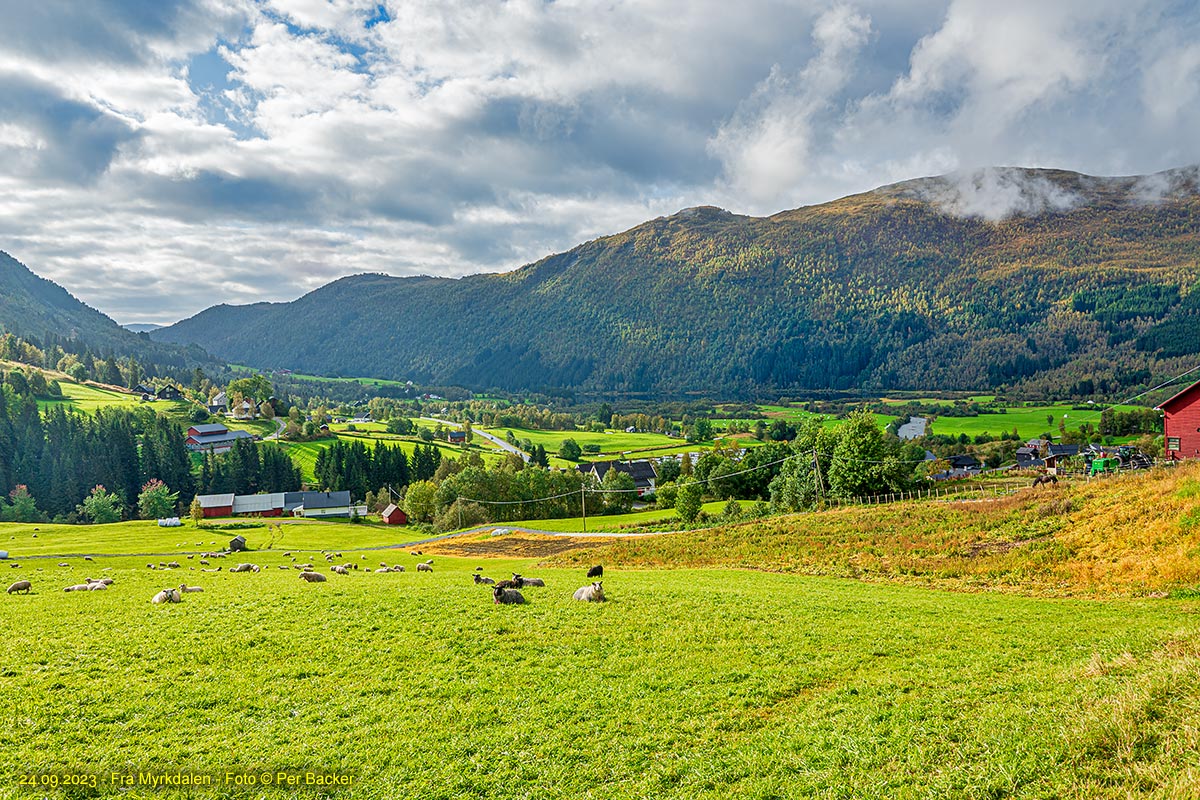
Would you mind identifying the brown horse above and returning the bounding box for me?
[1032,474,1058,488]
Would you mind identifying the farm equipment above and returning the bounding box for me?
[1114,445,1153,470]
[1089,457,1119,477]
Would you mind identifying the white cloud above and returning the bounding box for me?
[0,0,1196,324]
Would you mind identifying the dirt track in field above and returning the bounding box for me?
[418,533,615,559]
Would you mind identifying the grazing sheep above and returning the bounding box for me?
[279,565,291,570]
[9,562,19,568]
[147,564,157,569]
[512,573,544,588]
[199,559,209,565]
[587,565,604,578]
[63,584,91,592]
[331,565,349,575]
[151,588,182,604]
[179,584,204,593]
[573,581,606,602]
[416,562,433,572]
[493,586,526,604]
[167,561,181,569]
[6,580,31,594]
[475,566,483,571]
[473,574,495,585]
[84,556,94,562]
[87,582,108,591]
[299,571,327,583]
[391,565,406,572]
[186,555,194,559]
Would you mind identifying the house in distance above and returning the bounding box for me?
[185,423,253,454]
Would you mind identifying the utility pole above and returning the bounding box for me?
[812,448,825,507]
[581,484,587,533]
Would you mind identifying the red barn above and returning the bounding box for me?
[196,493,235,518]
[1157,380,1200,459]
[381,504,407,525]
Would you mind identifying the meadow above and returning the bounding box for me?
[2,518,1200,799]
[5,465,1200,798]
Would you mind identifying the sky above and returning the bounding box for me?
[0,0,1198,325]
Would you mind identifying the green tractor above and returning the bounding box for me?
[1089,456,1119,477]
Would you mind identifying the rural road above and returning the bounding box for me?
[268,416,286,440]
[421,416,530,462]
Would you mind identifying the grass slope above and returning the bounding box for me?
[552,463,1200,597]
[1,535,1199,798]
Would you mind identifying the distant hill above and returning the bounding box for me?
[0,251,215,371]
[150,165,1200,397]
[122,323,163,333]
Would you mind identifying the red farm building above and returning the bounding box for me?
[381,504,408,525]
[1157,380,1200,459]
[196,493,234,518]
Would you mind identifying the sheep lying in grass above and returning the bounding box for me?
[151,587,182,604]
[493,578,520,590]
[587,565,604,578]
[416,562,433,572]
[87,582,108,591]
[179,584,203,593]
[229,563,259,573]
[331,565,349,575]
[512,573,544,588]
[473,574,495,585]
[573,582,605,602]
[299,571,327,583]
[493,586,526,604]
[7,580,31,594]
[86,577,114,586]
[167,561,181,569]
[200,567,221,573]
[374,568,390,573]
[391,565,405,572]
[63,584,91,592]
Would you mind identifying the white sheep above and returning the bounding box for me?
[391,565,406,572]
[6,580,31,594]
[374,568,390,573]
[151,587,182,604]
[573,582,605,602]
[63,584,91,592]
[179,584,204,593]
[416,562,433,572]
[299,572,327,583]
[331,565,349,575]
[87,582,108,591]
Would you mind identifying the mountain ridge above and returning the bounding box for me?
[109,166,1200,395]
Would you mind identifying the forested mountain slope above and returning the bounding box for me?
[0,251,213,371]
[155,166,1200,397]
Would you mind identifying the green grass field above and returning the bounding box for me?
[35,381,194,417]
[1,515,1198,798]
[504,500,751,532]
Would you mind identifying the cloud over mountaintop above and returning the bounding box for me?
[0,0,1197,324]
